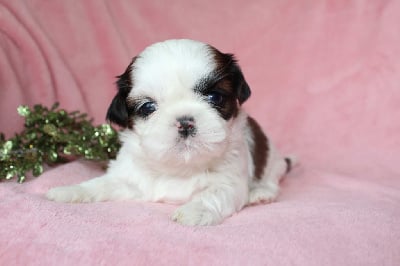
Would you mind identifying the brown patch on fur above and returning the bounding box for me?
[284,157,292,173]
[208,47,239,119]
[199,46,251,120]
[214,78,239,119]
[207,45,251,105]
[116,59,135,96]
[208,46,235,75]
[125,96,135,129]
[247,116,269,180]
[215,78,232,92]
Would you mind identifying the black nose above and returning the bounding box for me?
[176,116,196,138]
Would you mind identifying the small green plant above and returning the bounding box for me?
[0,103,120,183]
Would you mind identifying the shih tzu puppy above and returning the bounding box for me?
[47,39,295,226]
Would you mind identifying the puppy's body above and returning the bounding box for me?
[47,39,294,226]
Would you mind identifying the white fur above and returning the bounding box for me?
[47,39,293,226]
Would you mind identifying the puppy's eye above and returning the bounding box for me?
[206,92,225,106]
[138,101,157,117]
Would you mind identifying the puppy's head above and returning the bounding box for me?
[107,39,251,167]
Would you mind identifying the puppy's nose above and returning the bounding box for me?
[176,116,196,138]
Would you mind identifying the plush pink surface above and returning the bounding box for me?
[1,1,400,265]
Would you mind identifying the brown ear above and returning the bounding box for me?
[106,57,136,128]
[211,49,252,105]
[230,61,251,105]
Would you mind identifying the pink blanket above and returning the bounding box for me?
[1,1,399,265]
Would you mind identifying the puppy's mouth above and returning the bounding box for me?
[173,138,209,164]
[172,128,226,164]
[173,116,201,153]
[141,114,227,166]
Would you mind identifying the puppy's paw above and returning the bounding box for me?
[46,185,92,203]
[248,187,279,205]
[171,202,221,226]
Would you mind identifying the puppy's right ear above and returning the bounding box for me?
[106,57,136,128]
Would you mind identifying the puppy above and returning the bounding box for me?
[47,39,295,226]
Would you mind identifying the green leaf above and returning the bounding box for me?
[48,151,58,162]
[17,105,31,117]
[32,164,43,177]
[43,124,58,137]
[17,175,26,183]
[2,141,13,155]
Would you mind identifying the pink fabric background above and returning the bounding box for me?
[1,1,399,265]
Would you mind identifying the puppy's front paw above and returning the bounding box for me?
[171,202,221,226]
[248,187,279,205]
[46,185,91,203]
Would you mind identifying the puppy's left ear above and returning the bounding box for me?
[231,63,251,105]
[106,57,136,128]
[221,53,251,105]
[210,48,251,105]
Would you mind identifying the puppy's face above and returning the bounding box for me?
[107,39,251,167]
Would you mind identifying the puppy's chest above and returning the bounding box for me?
[139,173,208,204]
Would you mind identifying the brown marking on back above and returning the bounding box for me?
[284,157,292,173]
[247,116,269,180]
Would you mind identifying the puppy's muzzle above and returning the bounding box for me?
[176,116,196,138]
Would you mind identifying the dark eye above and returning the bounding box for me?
[137,101,157,117]
[206,92,225,106]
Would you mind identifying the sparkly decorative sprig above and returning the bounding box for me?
[0,103,120,183]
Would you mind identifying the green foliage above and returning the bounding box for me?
[0,103,120,183]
